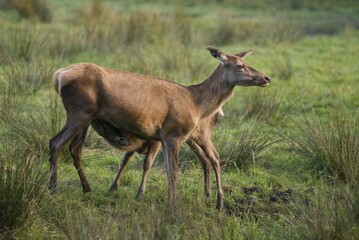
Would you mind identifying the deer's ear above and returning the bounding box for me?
[235,50,253,59]
[207,47,228,62]
[115,136,130,146]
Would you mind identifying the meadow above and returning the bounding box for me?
[0,0,358,239]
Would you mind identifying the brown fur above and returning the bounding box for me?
[49,47,270,209]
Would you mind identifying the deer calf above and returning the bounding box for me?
[89,109,223,199]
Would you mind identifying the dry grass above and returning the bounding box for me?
[12,0,52,22]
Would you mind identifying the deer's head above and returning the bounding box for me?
[99,123,131,146]
[207,47,271,87]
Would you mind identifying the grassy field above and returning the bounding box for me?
[0,0,358,239]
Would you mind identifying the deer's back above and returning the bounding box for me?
[56,63,200,140]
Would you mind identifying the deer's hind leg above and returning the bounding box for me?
[49,113,93,194]
[69,126,91,193]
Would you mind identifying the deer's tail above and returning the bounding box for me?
[52,68,64,94]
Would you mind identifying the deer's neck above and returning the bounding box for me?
[189,65,234,118]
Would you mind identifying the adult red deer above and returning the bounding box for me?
[90,108,223,199]
[49,47,270,209]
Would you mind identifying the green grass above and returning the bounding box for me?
[291,109,359,187]
[0,144,47,236]
[0,0,358,239]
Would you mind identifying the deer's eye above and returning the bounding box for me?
[237,64,245,69]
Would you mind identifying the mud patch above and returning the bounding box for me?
[269,188,292,204]
[224,185,293,219]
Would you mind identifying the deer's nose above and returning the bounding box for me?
[264,76,271,82]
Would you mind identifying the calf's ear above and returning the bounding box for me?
[115,136,130,146]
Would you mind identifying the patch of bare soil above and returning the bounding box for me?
[224,185,293,219]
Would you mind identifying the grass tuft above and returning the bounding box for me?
[0,25,49,62]
[3,58,55,94]
[0,144,47,235]
[292,109,359,186]
[0,94,65,153]
[287,185,359,240]
[214,117,279,170]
